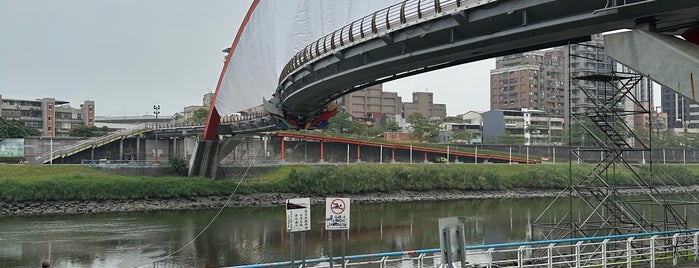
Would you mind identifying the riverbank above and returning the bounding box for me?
[4,186,699,216]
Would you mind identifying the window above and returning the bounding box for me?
[48,104,53,110]
[48,115,52,121]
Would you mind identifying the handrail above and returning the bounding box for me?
[33,125,149,164]
[276,0,495,86]
[227,229,699,268]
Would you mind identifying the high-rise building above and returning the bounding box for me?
[661,85,699,129]
[489,48,566,117]
[0,95,94,137]
[567,35,616,115]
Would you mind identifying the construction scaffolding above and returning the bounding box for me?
[533,40,690,240]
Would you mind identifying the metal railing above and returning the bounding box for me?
[277,0,500,85]
[33,125,149,164]
[229,229,699,268]
[80,159,159,168]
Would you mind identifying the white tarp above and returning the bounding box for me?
[214,0,400,116]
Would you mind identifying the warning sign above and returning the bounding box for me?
[325,198,350,230]
[286,198,311,232]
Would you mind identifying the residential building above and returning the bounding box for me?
[341,84,403,125]
[437,111,483,144]
[173,92,214,124]
[0,95,94,137]
[402,92,447,122]
[482,108,564,145]
[490,48,567,116]
[633,102,667,132]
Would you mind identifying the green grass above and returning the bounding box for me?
[2,164,699,202]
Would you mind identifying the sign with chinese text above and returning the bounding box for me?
[286,198,311,232]
[0,138,24,158]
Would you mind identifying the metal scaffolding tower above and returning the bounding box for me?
[533,41,688,240]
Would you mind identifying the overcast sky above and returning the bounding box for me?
[0,0,493,117]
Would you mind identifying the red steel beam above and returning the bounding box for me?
[275,132,539,164]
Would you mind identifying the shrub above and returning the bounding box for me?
[169,157,188,176]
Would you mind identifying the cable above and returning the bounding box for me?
[144,138,262,267]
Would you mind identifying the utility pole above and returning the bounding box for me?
[153,105,160,165]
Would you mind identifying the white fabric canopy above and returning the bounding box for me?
[213,0,399,116]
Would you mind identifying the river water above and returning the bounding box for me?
[0,196,697,267]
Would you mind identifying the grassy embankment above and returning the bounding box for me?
[1,164,699,202]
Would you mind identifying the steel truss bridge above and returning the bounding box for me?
[180,0,699,242]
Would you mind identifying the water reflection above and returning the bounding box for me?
[0,195,696,267]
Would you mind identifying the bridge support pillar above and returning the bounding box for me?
[136,136,141,161]
[280,138,285,162]
[319,141,324,163]
[189,139,219,178]
[188,137,240,178]
[604,30,699,101]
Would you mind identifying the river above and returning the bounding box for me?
[0,196,697,267]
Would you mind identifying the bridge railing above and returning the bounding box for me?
[278,0,498,85]
[227,229,699,268]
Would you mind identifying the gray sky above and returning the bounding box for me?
[0,0,492,117]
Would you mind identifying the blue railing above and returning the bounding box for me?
[228,229,699,268]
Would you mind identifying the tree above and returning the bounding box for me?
[407,113,438,142]
[326,111,362,134]
[69,126,96,137]
[68,125,112,137]
[0,117,40,138]
[385,118,400,132]
[452,131,474,144]
[190,108,209,124]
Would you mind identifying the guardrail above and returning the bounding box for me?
[277,0,499,85]
[227,229,699,268]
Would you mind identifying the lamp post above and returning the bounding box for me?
[153,105,160,165]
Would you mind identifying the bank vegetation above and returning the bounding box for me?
[1,164,699,202]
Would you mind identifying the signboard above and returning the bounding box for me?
[325,197,350,230]
[286,198,311,232]
[439,217,466,265]
[0,138,24,158]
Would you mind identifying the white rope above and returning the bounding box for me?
[145,139,262,267]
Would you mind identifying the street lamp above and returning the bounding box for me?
[154,105,160,165]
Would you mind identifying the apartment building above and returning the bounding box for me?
[633,102,668,132]
[341,84,402,123]
[0,95,94,137]
[490,48,567,117]
[402,92,447,122]
[482,108,564,145]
